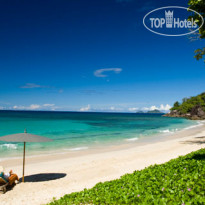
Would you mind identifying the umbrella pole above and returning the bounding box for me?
[22,142,26,182]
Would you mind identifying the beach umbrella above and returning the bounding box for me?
[0,129,53,182]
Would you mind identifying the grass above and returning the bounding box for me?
[49,148,205,204]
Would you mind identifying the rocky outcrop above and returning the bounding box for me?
[164,110,181,117]
[164,105,205,120]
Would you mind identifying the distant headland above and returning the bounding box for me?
[164,92,205,120]
[136,109,164,114]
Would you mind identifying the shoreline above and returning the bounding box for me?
[0,119,201,161]
[1,123,205,205]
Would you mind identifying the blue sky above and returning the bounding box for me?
[0,0,204,112]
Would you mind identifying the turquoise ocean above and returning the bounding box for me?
[0,111,200,159]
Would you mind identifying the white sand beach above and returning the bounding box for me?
[1,125,205,205]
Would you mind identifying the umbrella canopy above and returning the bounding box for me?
[0,129,53,182]
[0,131,53,143]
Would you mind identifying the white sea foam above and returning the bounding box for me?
[0,144,18,150]
[64,147,88,151]
[125,137,139,142]
[160,129,171,133]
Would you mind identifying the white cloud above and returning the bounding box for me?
[107,106,123,112]
[12,103,56,111]
[43,104,55,107]
[90,106,123,112]
[0,106,4,110]
[80,105,91,112]
[13,104,41,110]
[142,104,171,112]
[20,83,46,89]
[128,107,139,111]
[149,105,158,111]
[159,104,171,111]
[29,104,41,110]
[94,68,122,77]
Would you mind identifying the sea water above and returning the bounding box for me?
[0,110,199,159]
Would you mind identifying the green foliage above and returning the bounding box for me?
[170,92,205,114]
[48,149,205,205]
[188,0,205,39]
[194,48,205,61]
[173,101,180,109]
[188,0,205,62]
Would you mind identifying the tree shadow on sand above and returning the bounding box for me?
[181,136,205,145]
[19,173,67,183]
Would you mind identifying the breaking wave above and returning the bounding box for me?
[0,144,18,150]
[125,137,139,142]
[64,147,88,151]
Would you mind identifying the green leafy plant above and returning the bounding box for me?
[170,92,205,113]
[48,148,205,205]
[188,0,205,62]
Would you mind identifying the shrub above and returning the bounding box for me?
[49,149,205,205]
[170,92,205,113]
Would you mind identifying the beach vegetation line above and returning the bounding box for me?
[48,148,205,204]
